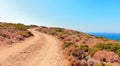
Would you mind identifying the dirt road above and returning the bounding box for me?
[0,29,69,66]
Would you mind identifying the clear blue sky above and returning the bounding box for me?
[0,0,120,33]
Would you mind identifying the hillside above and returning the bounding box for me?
[0,23,69,66]
[0,22,120,66]
[0,22,33,45]
[37,26,120,66]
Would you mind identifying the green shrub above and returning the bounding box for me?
[95,44,120,52]
[54,27,64,32]
[22,31,33,37]
[40,26,48,28]
[2,23,27,30]
[26,25,38,28]
[29,25,38,27]
[94,63,105,66]
[63,42,76,48]
[89,47,100,56]
[79,44,89,52]
[51,32,56,35]
[94,63,112,66]
[89,43,120,56]
[115,49,120,56]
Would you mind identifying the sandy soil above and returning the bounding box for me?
[0,29,69,66]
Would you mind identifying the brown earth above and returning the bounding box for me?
[0,29,69,66]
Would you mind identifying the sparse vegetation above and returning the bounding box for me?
[22,31,33,37]
[1,23,27,30]
[36,26,120,66]
[89,47,100,56]
[79,44,89,52]
[0,22,33,44]
[26,24,38,28]
[63,42,76,48]
[72,49,88,60]
[94,63,112,66]
[89,43,120,56]
[53,27,64,32]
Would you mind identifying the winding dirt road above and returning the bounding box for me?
[0,29,69,66]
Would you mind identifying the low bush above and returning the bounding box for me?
[72,49,88,60]
[63,42,76,49]
[93,63,112,66]
[22,31,33,37]
[89,47,101,56]
[2,23,27,30]
[54,27,65,32]
[26,25,38,28]
[89,43,120,56]
[115,49,120,56]
[79,44,89,52]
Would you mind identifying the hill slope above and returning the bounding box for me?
[0,22,33,45]
[0,22,120,66]
[0,29,69,66]
[37,26,120,66]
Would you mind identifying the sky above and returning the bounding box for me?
[0,0,120,33]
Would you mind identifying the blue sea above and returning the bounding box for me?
[87,33,120,41]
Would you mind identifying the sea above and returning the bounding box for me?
[87,33,120,41]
